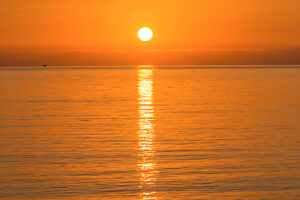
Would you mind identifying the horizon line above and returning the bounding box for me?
[1,64,300,69]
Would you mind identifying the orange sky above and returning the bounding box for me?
[0,0,300,65]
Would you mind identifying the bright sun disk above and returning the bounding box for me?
[138,28,153,42]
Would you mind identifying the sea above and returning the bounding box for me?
[0,66,300,200]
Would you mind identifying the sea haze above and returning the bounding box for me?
[0,66,300,199]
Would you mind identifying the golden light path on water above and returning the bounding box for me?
[137,67,157,200]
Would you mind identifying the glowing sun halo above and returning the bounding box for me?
[138,27,153,42]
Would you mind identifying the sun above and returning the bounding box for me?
[138,27,153,42]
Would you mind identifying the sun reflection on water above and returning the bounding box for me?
[138,68,157,200]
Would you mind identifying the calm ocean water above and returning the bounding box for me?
[0,66,300,200]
